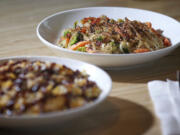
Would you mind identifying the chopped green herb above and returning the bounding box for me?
[74,21,78,28]
[69,33,79,46]
[77,47,86,52]
[118,19,124,23]
[63,30,71,37]
[110,41,115,46]
[69,32,83,46]
[97,36,103,41]
[110,41,117,52]
[95,30,101,34]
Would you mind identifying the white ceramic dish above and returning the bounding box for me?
[37,7,180,68]
[0,56,112,127]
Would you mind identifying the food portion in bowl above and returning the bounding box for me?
[58,15,171,54]
[0,60,101,116]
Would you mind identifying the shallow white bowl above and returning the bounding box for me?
[0,56,112,127]
[37,7,180,68]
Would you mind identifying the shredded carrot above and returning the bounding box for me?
[134,48,150,53]
[81,27,87,33]
[146,22,152,28]
[59,37,70,48]
[82,17,101,25]
[163,38,171,47]
[81,17,96,24]
[69,41,90,50]
[91,18,101,25]
[65,38,70,48]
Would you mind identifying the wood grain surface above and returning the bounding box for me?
[0,0,180,135]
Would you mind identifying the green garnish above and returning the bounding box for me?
[74,21,78,28]
[110,19,115,24]
[110,41,117,52]
[110,41,115,46]
[96,36,103,41]
[77,47,86,52]
[69,32,83,46]
[95,30,101,34]
[63,30,71,37]
[118,19,124,23]
[69,33,79,46]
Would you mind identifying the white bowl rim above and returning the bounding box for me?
[0,56,112,119]
[36,6,180,57]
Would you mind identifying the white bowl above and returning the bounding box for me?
[0,56,112,127]
[37,7,180,68]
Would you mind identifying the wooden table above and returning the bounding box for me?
[0,0,180,134]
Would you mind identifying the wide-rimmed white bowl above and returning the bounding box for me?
[0,56,112,127]
[37,7,180,68]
